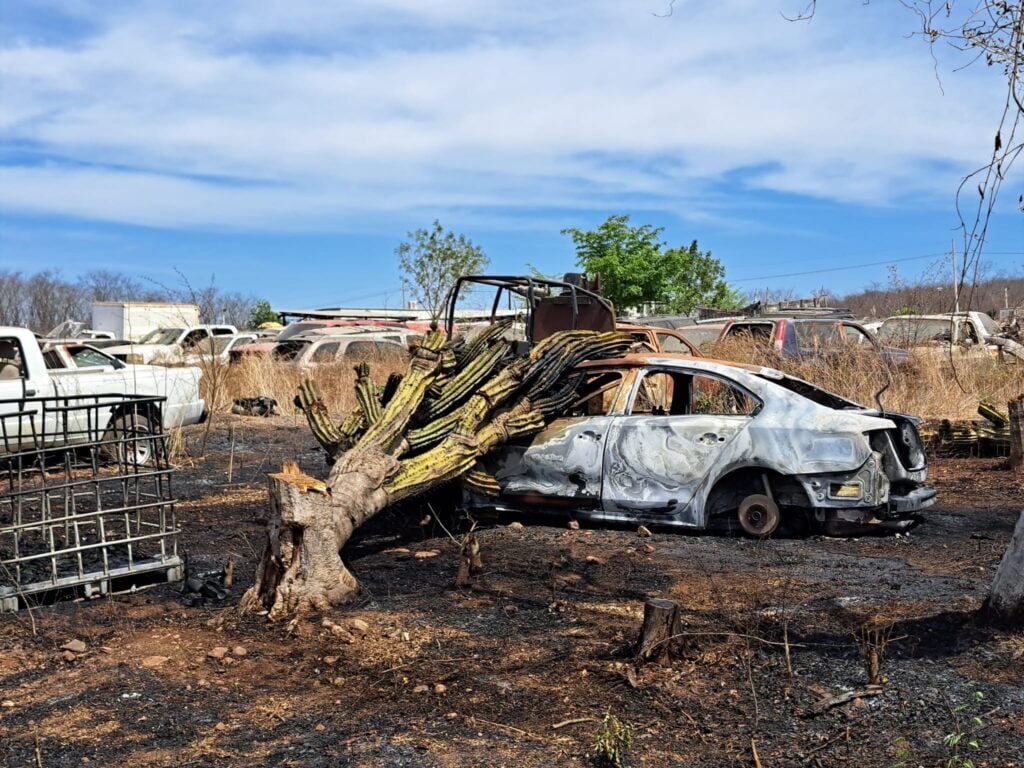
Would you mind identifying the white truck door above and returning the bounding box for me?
[0,334,49,451]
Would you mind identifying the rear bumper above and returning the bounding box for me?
[818,484,935,534]
[888,485,937,514]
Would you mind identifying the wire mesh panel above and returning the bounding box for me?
[0,393,182,611]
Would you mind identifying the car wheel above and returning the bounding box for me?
[102,413,156,467]
[737,494,779,537]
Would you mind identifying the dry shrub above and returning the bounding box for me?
[709,336,1023,420]
[214,353,410,417]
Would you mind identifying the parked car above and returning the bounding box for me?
[875,312,1006,359]
[677,321,731,353]
[183,332,259,365]
[466,354,934,536]
[271,330,412,369]
[233,319,414,361]
[1,326,207,461]
[617,323,700,355]
[718,317,908,367]
[105,325,238,365]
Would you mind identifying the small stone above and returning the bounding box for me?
[315,723,326,732]
[637,525,652,537]
[61,651,77,663]
[214,722,228,732]
[62,639,87,654]
[413,684,429,694]
[567,520,580,530]
[1,700,14,708]
[585,555,603,565]
[414,550,440,559]
[207,647,230,660]
[642,544,655,553]
[445,711,459,720]
[433,683,447,694]
[347,618,370,635]
[140,656,169,668]
[329,625,355,643]
[853,697,866,708]
[507,521,524,530]
[231,646,247,657]
[323,656,339,666]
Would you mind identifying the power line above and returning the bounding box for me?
[731,251,1024,284]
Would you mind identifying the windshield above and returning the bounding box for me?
[976,313,999,335]
[755,371,862,410]
[139,328,184,345]
[877,318,953,346]
[272,339,310,361]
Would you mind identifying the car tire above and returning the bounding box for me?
[737,494,780,537]
[102,413,156,467]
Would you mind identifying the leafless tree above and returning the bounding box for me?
[783,1,1023,315]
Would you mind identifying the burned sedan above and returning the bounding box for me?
[466,354,935,536]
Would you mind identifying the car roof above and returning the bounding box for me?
[576,353,770,375]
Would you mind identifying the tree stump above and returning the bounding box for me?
[636,598,682,664]
[1009,395,1024,471]
[981,510,1024,626]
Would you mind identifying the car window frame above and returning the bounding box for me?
[624,366,763,418]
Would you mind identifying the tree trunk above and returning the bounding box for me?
[636,598,682,664]
[981,510,1024,626]
[1009,395,1024,471]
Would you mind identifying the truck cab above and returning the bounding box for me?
[105,325,238,365]
[1,327,207,455]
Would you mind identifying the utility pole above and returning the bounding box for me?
[950,240,960,314]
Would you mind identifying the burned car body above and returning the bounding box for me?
[466,354,935,535]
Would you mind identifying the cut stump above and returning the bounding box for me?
[636,598,682,664]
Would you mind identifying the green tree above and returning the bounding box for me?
[561,215,741,314]
[248,299,279,328]
[396,220,489,318]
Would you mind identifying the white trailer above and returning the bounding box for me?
[91,302,200,342]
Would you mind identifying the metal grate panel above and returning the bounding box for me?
[0,394,182,611]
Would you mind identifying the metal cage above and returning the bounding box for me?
[0,393,182,612]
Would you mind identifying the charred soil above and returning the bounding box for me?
[1,416,1022,767]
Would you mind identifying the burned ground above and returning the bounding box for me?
[1,415,1023,767]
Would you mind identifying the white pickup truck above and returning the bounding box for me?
[104,324,238,365]
[0,326,207,459]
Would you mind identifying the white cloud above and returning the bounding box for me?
[0,0,1013,230]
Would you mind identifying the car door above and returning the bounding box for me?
[489,369,628,509]
[0,335,48,451]
[601,367,759,526]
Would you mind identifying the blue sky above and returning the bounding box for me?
[1,0,1021,310]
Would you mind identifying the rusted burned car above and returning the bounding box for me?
[466,354,935,536]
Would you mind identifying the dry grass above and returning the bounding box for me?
[709,336,1024,420]
[213,354,410,417]
[206,340,1020,426]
